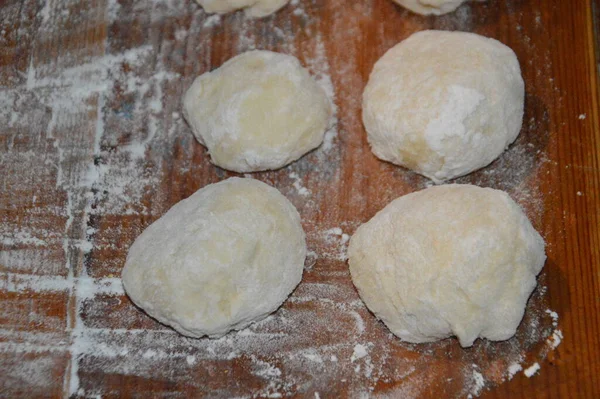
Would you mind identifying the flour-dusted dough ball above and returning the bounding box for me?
[393,0,475,15]
[122,177,306,338]
[197,0,289,18]
[348,185,546,347]
[183,51,333,172]
[362,30,524,183]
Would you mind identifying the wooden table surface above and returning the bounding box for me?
[1,0,599,398]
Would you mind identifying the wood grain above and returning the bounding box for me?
[1,0,599,398]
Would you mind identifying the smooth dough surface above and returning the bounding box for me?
[393,0,473,15]
[348,184,546,347]
[183,50,332,172]
[122,177,306,338]
[362,30,524,183]
[197,0,289,18]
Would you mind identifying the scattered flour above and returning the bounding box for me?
[0,273,115,295]
[350,344,368,362]
[320,227,350,261]
[547,329,563,350]
[468,368,485,398]
[0,230,50,247]
[289,172,311,197]
[523,362,541,378]
[302,350,324,364]
[251,356,282,378]
[545,309,559,327]
[507,362,523,380]
[349,310,366,335]
[202,14,221,28]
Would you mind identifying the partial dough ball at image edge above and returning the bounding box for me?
[121,177,306,338]
[362,30,524,183]
[392,0,477,16]
[183,50,333,173]
[348,184,546,347]
[197,0,290,18]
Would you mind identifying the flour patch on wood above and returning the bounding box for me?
[523,362,540,377]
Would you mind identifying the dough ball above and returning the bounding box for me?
[197,0,289,18]
[122,177,306,338]
[183,50,333,172]
[392,0,474,15]
[348,184,545,347]
[362,30,524,183]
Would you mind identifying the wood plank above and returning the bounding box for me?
[0,0,599,397]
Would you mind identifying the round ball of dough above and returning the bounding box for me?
[183,50,333,172]
[392,0,473,15]
[362,30,524,183]
[197,0,289,18]
[348,184,545,347]
[122,177,306,338]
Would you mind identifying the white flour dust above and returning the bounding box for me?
[523,362,540,377]
[507,362,523,379]
[319,227,350,261]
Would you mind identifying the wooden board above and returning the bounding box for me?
[1,0,599,397]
